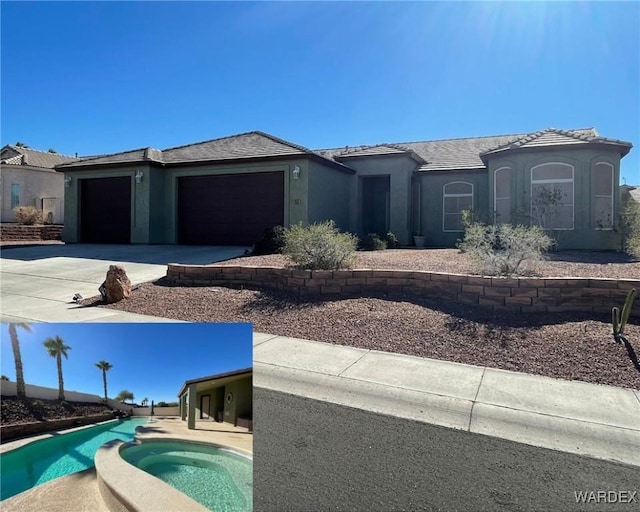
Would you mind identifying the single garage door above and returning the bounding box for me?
[80,177,131,244]
[178,172,284,245]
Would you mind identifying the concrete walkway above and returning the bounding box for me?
[254,332,640,468]
[0,244,246,323]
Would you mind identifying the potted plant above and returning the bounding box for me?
[413,233,426,248]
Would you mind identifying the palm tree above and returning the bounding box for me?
[95,360,113,401]
[43,336,71,401]
[141,397,149,407]
[8,323,31,399]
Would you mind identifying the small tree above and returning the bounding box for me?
[621,200,640,260]
[283,221,358,270]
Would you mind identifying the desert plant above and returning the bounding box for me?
[43,336,71,401]
[13,206,43,225]
[621,201,640,260]
[31,399,44,409]
[283,221,358,270]
[383,231,400,249]
[253,225,286,255]
[116,390,135,404]
[359,233,387,251]
[612,288,637,342]
[458,222,553,276]
[1,375,8,381]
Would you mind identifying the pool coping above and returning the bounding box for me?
[96,434,252,512]
[0,418,122,455]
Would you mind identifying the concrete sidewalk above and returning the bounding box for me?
[253,332,640,468]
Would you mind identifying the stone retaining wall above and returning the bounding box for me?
[166,265,640,315]
[0,413,116,443]
[0,224,63,241]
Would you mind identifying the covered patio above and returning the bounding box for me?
[177,368,252,431]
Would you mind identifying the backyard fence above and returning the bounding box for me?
[0,381,133,412]
[166,265,640,315]
[131,406,180,417]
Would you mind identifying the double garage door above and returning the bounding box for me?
[79,172,284,245]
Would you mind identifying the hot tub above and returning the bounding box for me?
[119,440,252,512]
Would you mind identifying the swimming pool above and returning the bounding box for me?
[120,440,252,512]
[0,417,148,501]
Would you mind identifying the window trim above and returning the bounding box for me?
[530,162,575,231]
[493,166,512,224]
[443,181,473,233]
[592,161,614,231]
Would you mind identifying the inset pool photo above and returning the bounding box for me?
[0,322,253,512]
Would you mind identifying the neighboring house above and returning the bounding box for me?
[177,368,252,431]
[621,184,640,208]
[56,128,633,250]
[0,145,76,224]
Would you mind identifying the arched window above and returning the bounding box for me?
[494,167,512,224]
[530,163,574,230]
[592,162,614,230]
[443,182,473,232]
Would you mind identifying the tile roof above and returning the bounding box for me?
[54,127,633,173]
[480,128,631,158]
[0,145,77,169]
[57,131,352,171]
[318,127,631,172]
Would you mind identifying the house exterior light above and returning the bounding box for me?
[292,166,300,179]
[64,176,72,188]
[134,170,144,183]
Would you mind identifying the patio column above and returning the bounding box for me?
[187,384,196,430]
[180,394,187,421]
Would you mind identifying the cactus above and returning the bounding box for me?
[612,288,637,341]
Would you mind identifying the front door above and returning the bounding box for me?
[361,176,390,235]
[200,395,210,419]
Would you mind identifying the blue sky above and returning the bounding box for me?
[1,323,252,404]
[1,1,638,184]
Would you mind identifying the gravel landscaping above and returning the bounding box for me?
[1,398,112,426]
[88,247,640,390]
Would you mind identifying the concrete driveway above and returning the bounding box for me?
[0,244,247,323]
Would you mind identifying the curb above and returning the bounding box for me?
[253,334,640,468]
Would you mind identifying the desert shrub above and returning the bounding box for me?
[253,225,286,255]
[383,231,400,249]
[13,206,43,225]
[283,221,358,270]
[359,233,387,251]
[458,222,553,276]
[621,201,640,260]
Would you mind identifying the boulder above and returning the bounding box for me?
[103,265,132,303]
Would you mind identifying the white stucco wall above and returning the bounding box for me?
[131,406,180,416]
[0,165,64,223]
[1,381,101,402]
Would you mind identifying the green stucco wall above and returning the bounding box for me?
[418,170,489,248]
[61,164,152,243]
[344,155,417,245]
[223,375,252,424]
[306,160,352,232]
[485,148,623,250]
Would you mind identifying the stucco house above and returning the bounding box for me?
[56,127,632,250]
[1,145,76,224]
[178,368,252,431]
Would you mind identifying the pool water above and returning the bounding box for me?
[121,441,252,512]
[0,418,148,501]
